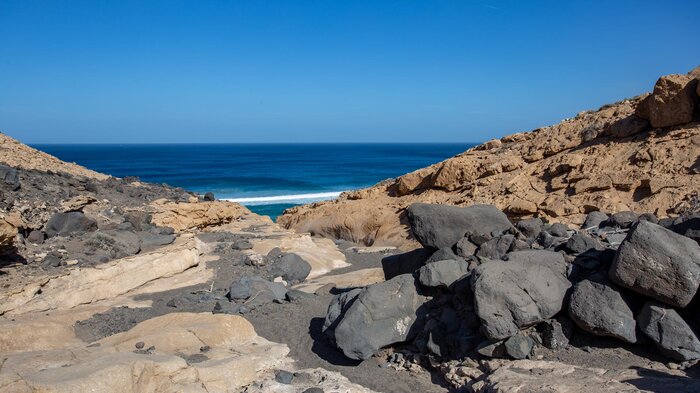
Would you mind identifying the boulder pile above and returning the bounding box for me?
[323,202,700,371]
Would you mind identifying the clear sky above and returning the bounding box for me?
[1,1,698,144]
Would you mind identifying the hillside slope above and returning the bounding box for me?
[279,67,700,249]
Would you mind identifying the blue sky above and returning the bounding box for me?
[1,1,698,144]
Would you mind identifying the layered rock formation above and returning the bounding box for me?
[280,67,700,249]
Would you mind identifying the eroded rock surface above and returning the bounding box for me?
[280,67,700,249]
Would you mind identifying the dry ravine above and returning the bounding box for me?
[1,66,699,393]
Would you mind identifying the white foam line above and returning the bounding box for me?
[224,191,343,205]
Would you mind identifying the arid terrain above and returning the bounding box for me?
[1,66,699,393]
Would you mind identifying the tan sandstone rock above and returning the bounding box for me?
[646,74,698,128]
[0,217,17,250]
[150,199,253,231]
[279,68,700,249]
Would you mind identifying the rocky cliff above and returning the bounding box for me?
[279,67,700,249]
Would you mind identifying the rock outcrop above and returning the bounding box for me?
[0,217,17,251]
[150,199,253,231]
[280,67,700,249]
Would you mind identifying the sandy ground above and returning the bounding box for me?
[70,236,449,392]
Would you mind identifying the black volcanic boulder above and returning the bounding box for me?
[637,301,700,361]
[568,277,637,343]
[418,259,470,289]
[269,253,312,284]
[609,220,700,307]
[472,250,571,341]
[322,288,362,345]
[406,203,514,249]
[44,211,98,238]
[330,274,428,360]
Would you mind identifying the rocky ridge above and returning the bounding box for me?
[279,67,700,249]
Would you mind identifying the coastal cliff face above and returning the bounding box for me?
[278,67,700,249]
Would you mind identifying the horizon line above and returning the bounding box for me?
[29,141,481,146]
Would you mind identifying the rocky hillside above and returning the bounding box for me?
[279,67,700,249]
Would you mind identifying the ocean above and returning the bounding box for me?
[35,143,472,219]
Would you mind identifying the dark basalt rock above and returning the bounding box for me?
[609,220,700,307]
[569,277,637,343]
[44,211,98,238]
[472,251,571,341]
[406,203,514,249]
[637,301,700,361]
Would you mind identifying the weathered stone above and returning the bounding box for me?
[418,259,470,288]
[569,278,637,343]
[609,220,700,307]
[269,253,312,284]
[406,203,514,249]
[581,211,609,230]
[476,234,515,260]
[538,318,572,349]
[548,223,569,237]
[516,218,544,239]
[454,237,478,257]
[638,301,700,361]
[0,218,17,250]
[608,211,638,229]
[565,232,605,254]
[322,288,362,345]
[647,74,698,128]
[504,335,534,359]
[607,115,650,138]
[472,251,571,341]
[44,211,98,237]
[331,274,428,360]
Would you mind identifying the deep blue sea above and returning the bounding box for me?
[35,144,472,219]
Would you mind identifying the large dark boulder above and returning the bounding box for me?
[472,250,571,341]
[44,212,98,237]
[637,301,700,361]
[322,288,363,345]
[330,274,428,360]
[568,277,637,343]
[609,220,700,307]
[269,253,312,284]
[418,259,470,289]
[406,203,514,249]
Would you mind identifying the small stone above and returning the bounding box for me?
[203,192,215,201]
[548,223,569,237]
[134,341,145,349]
[504,335,535,359]
[200,345,210,352]
[303,388,324,393]
[275,370,294,384]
